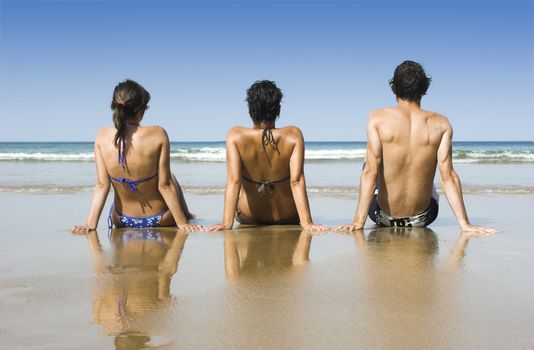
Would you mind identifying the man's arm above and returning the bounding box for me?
[336,113,382,231]
[437,120,496,235]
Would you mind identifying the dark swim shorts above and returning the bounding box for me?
[368,188,439,228]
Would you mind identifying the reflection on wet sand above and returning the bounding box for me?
[344,227,473,348]
[80,225,490,349]
[223,226,312,279]
[85,229,187,349]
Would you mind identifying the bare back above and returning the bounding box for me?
[96,125,168,218]
[229,126,302,222]
[373,106,447,216]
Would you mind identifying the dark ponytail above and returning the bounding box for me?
[110,79,151,146]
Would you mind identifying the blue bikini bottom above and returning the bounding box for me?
[108,205,169,229]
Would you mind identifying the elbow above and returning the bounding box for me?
[290,175,304,188]
[158,180,172,192]
[95,182,110,193]
[227,176,241,187]
[362,167,378,181]
[440,169,459,185]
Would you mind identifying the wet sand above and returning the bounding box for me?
[0,192,533,349]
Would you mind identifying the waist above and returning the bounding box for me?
[377,188,439,217]
[112,198,168,217]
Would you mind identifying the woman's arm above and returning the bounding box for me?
[206,129,242,231]
[289,128,328,232]
[72,135,110,233]
[157,128,201,232]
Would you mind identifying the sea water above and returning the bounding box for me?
[0,141,533,194]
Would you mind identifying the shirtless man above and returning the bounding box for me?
[337,61,496,234]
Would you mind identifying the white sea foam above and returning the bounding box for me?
[0,147,533,163]
[0,152,94,161]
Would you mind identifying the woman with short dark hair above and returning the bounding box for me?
[207,80,327,232]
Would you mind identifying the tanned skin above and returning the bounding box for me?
[336,99,497,236]
[206,120,327,233]
[72,110,201,234]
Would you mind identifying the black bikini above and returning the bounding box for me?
[235,128,298,225]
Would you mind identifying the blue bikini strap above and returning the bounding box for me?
[110,173,158,191]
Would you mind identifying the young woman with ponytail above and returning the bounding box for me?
[72,80,201,233]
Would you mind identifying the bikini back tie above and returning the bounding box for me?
[110,174,158,191]
[260,128,279,154]
[241,176,290,196]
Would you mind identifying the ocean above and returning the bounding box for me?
[1,141,533,195]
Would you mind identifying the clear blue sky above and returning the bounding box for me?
[0,1,532,141]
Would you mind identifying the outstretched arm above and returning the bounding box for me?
[206,130,242,231]
[157,129,201,232]
[289,129,328,232]
[72,137,110,233]
[336,114,382,231]
[437,121,496,235]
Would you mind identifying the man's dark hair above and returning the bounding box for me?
[389,61,431,102]
[246,80,283,124]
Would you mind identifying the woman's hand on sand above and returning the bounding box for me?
[333,223,364,232]
[460,224,498,237]
[176,223,203,232]
[204,223,231,231]
[71,224,96,235]
[301,223,329,234]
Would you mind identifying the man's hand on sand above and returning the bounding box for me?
[461,224,498,238]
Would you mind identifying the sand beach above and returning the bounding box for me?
[0,188,533,349]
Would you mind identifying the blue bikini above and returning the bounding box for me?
[108,129,169,229]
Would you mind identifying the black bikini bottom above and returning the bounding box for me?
[235,208,300,225]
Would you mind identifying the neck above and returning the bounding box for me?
[396,98,421,109]
[125,117,141,126]
[253,121,275,129]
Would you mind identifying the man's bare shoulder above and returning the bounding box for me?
[367,108,394,126]
[424,110,452,130]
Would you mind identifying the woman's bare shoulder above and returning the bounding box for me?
[95,127,115,142]
[226,125,248,141]
[141,125,169,139]
[278,125,303,142]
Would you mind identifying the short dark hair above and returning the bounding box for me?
[246,80,283,124]
[389,61,431,102]
[111,79,150,146]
